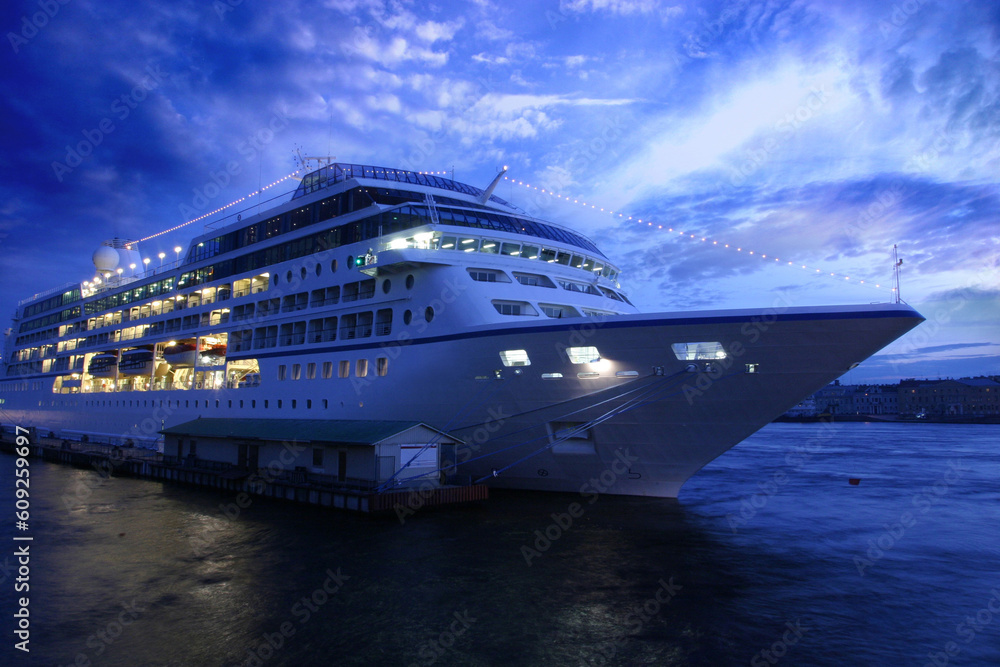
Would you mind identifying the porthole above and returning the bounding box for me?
[331,259,338,273]
[406,274,415,289]
[300,267,307,280]
[425,306,434,323]
[315,264,322,277]
[286,270,292,283]
[403,309,412,325]
[273,273,279,286]
[347,255,354,269]
[382,279,391,294]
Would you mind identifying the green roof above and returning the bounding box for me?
[160,418,457,445]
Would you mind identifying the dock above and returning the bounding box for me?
[0,433,488,515]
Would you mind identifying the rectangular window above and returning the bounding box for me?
[356,359,368,377]
[322,361,333,379]
[292,363,301,380]
[499,349,530,367]
[307,362,316,379]
[313,448,323,467]
[377,357,388,376]
[278,365,287,380]
[671,342,727,361]
[338,360,349,378]
[566,346,601,364]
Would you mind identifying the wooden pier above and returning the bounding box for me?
[0,434,488,515]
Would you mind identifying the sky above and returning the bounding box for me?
[1,0,998,383]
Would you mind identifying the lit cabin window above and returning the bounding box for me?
[566,346,601,364]
[671,342,727,360]
[499,349,530,367]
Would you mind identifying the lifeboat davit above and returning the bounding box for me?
[88,353,118,378]
[119,348,155,376]
[163,342,197,367]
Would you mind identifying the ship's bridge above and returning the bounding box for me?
[292,162,518,210]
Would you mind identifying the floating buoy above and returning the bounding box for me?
[848,478,861,486]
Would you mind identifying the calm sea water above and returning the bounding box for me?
[2,422,999,667]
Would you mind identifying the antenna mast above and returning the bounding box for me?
[892,244,903,304]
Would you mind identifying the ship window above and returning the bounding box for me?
[331,259,338,273]
[499,349,530,367]
[514,273,554,288]
[500,242,521,256]
[403,310,412,325]
[292,400,297,408]
[278,365,287,380]
[377,357,388,376]
[406,274,414,289]
[746,363,760,374]
[339,360,349,378]
[567,346,601,364]
[440,236,457,249]
[671,342,727,360]
[278,400,282,408]
[542,373,563,379]
[459,237,478,252]
[479,240,498,254]
[307,399,312,409]
[292,364,301,380]
[425,306,434,323]
[493,301,537,316]
[356,359,368,377]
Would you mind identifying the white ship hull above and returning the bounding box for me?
[1,303,921,497]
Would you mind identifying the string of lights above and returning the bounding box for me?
[126,168,453,252]
[503,175,894,294]
[126,170,304,249]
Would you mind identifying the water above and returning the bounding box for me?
[2,422,999,666]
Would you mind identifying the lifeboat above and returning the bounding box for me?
[119,348,155,376]
[88,353,118,378]
[163,342,197,367]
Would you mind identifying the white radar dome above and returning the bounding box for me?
[93,245,120,273]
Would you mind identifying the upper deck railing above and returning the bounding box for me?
[292,162,516,209]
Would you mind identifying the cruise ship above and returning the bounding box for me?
[0,163,923,497]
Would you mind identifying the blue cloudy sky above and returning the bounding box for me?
[1,0,997,382]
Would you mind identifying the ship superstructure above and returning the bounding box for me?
[0,163,923,497]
